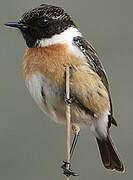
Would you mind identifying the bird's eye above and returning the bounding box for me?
[38,19,49,27]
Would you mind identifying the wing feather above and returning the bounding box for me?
[73,36,117,127]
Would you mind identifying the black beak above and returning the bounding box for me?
[5,22,28,29]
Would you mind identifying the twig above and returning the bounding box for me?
[65,66,71,180]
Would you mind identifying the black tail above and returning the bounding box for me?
[96,135,124,172]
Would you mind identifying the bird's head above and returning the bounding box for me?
[5,4,76,47]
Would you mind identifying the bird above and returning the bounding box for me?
[5,4,124,176]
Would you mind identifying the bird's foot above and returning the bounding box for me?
[65,97,73,105]
[64,94,75,105]
[61,161,79,177]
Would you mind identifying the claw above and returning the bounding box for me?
[65,97,73,105]
[61,161,79,177]
[64,93,75,105]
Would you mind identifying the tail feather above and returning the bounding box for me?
[96,135,124,172]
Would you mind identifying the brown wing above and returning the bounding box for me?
[73,36,117,127]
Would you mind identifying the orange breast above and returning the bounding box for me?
[23,43,85,85]
[22,42,110,119]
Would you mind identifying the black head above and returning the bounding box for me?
[5,4,76,47]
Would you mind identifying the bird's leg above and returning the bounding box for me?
[70,124,80,159]
[61,124,80,177]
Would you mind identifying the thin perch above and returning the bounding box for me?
[65,66,71,180]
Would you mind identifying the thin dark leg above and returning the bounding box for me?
[70,132,80,159]
[61,132,80,177]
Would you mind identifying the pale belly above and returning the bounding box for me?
[25,72,109,139]
[25,72,94,127]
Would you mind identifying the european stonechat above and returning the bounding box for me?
[5,4,124,175]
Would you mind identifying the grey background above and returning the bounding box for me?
[0,0,132,179]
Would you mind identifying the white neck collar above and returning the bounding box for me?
[37,27,82,47]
